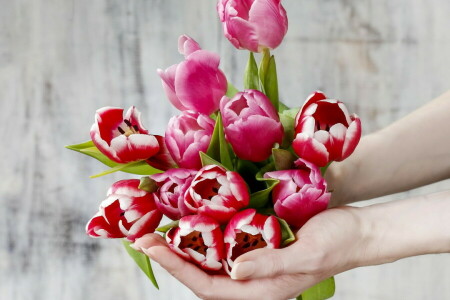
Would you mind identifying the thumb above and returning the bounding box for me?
[230,246,302,280]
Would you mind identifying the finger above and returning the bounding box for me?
[131,233,166,251]
[231,246,306,280]
[144,245,273,300]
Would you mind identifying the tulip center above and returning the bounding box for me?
[179,231,207,256]
[313,102,349,130]
[230,232,267,261]
[195,179,221,201]
[117,119,140,137]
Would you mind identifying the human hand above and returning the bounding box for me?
[133,206,369,300]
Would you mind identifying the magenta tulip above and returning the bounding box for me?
[86,179,162,242]
[220,89,284,162]
[293,91,362,167]
[166,215,225,271]
[151,168,197,220]
[217,0,288,52]
[185,165,250,224]
[158,35,228,115]
[90,106,160,164]
[264,159,330,228]
[165,111,215,169]
[223,209,281,273]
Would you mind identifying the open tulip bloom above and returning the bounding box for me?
[67,2,362,298]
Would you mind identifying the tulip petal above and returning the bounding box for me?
[341,115,362,160]
[292,132,329,167]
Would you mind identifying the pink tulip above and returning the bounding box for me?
[264,159,330,228]
[223,209,281,273]
[150,168,197,220]
[86,179,162,242]
[220,89,284,162]
[165,111,215,169]
[185,165,250,224]
[146,135,177,171]
[217,0,288,52]
[158,35,228,115]
[292,91,362,167]
[90,106,160,164]
[166,215,224,271]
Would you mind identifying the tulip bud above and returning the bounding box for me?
[292,91,362,167]
[166,215,224,271]
[223,209,281,273]
[220,90,284,162]
[90,106,160,164]
[86,179,163,242]
[185,165,250,224]
[158,35,228,115]
[165,111,215,169]
[264,159,330,228]
[150,168,197,220]
[217,0,288,52]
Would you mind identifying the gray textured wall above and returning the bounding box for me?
[1,0,449,299]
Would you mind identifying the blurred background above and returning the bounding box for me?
[1,0,449,299]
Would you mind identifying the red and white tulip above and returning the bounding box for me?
[264,158,330,228]
[292,91,362,167]
[166,215,224,271]
[223,209,281,273]
[90,106,160,164]
[185,165,250,224]
[86,179,162,242]
[220,90,284,162]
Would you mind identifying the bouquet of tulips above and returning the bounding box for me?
[67,1,361,299]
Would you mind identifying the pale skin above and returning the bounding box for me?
[133,91,450,300]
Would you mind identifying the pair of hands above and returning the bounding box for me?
[133,207,368,300]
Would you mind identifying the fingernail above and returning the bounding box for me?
[142,247,157,259]
[129,243,141,251]
[231,261,255,280]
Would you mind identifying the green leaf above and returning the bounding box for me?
[277,217,296,247]
[249,177,279,208]
[206,114,234,170]
[206,117,221,161]
[226,82,239,98]
[279,107,300,148]
[66,141,163,177]
[272,148,297,170]
[90,161,162,178]
[264,55,279,110]
[320,162,332,176]
[122,240,159,289]
[258,48,271,87]
[138,176,158,193]
[200,152,228,170]
[297,277,336,300]
[156,220,179,233]
[244,52,260,90]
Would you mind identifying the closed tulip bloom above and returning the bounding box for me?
[217,0,288,52]
[151,168,197,220]
[166,215,225,271]
[165,111,215,169]
[223,209,281,273]
[90,106,160,164]
[221,89,284,162]
[86,179,162,242]
[292,91,362,167]
[264,158,330,228]
[158,35,228,115]
[185,165,250,224]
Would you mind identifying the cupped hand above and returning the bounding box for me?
[133,206,370,300]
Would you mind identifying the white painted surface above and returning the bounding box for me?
[0,0,449,299]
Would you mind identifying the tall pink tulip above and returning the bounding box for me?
[221,89,284,162]
[293,91,362,167]
[90,106,160,164]
[166,215,225,271]
[158,35,228,115]
[165,111,215,169]
[86,179,162,242]
[223,209,281,273]
[151,168,197,220]
[217,0,288,52]
[264,159,330,228]
[185,165,250,224]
